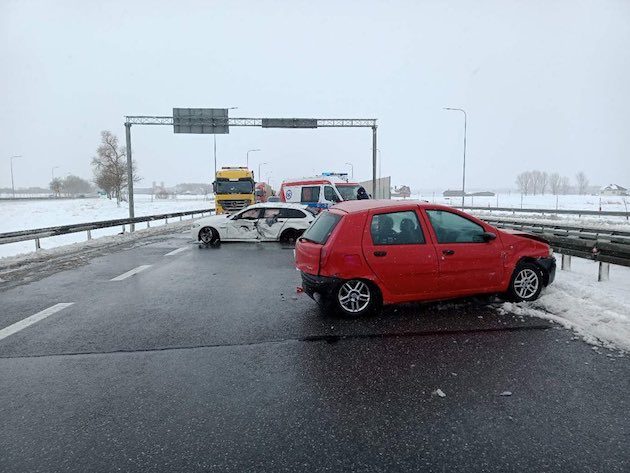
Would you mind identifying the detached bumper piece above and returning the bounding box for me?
[300,272,341,301]
[535,256,556,286]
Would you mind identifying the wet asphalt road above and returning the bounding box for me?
[0,230,628,472]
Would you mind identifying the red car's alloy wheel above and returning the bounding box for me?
[337,280,371,314]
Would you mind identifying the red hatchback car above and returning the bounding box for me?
[295,200,556,316]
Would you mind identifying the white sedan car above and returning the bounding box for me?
[192,202,316,246]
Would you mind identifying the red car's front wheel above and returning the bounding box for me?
[508,263,544,302]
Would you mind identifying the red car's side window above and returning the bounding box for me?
[370,211,425,245]
[426,210,486,243]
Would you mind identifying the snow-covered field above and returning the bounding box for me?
[416,192,629,212]
[0,194,213,258]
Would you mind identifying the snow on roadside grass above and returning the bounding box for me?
[0,194,213,258]
[0,220,193,273]
[500,256,630,352]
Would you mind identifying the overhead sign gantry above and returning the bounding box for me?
[123,108,378,226]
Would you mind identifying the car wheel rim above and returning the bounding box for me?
[513,268,539,299]
[338,280,370,313]
[199,228,212,244]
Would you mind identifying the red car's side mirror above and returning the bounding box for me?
[482,231,497,242]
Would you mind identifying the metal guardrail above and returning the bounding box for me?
[464,205,629,219]
[0,209,214,250]
[1,208,628,272]
[483,218,630,269]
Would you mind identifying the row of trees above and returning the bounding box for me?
[49,175,93,197]
[92,130,139,204]
[515,170,589,195]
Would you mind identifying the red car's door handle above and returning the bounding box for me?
[442,249,455,256]
[374,251,387,257]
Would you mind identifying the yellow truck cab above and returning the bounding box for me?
[213,167,256,214]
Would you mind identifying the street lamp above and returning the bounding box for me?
[51,166,59,180]
[345,162,354,180]
[258,162,269,182]
[444,107,467,208]
[246,149,261,168]
[9,155,21,198]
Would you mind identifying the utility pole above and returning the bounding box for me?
[9,155,21,199]
[125,123,135,229]
[377,149,382,198]
[444,107,467,208]
[372,126,377,199]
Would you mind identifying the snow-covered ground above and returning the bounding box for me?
[416,192,629,212]
[502,255,630,353]
[0,194,213,258]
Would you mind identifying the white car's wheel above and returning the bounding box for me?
[199,227,220,247]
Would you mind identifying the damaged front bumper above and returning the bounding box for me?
[535,256,556,286]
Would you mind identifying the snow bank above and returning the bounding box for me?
[500,256,630,352]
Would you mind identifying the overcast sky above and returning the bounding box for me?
[2,0,629,192]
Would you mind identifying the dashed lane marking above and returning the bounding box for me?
[110,265,152,281]
[0,303,75,341]
[164,247,190,256]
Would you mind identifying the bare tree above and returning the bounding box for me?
[575,171,589,195]
[516,172,531,195]
[49,177,63,197]
[549,172,561,195]
[531,170,544,195]
[62,175,93,196]
[559,176,571,195]
[91,131,139,205]
[540,171,549,194]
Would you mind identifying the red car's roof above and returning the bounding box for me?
[332,199,453,214]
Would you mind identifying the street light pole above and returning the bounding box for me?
[345,162,354,180]
[51,166,59,181]
[444,107,467,208]
[258,162,268,182]
[246,149,260,168]
[9,155,21,199]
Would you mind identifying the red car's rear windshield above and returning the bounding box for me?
[301,211,342,244]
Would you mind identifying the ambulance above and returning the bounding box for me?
[278,173,369,210]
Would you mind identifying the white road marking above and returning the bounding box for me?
[0,303,74,341]
[164,247,189,256]
[110,265,152,281]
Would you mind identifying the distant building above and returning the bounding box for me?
[443,189,495,197]
[391,185,411,198]
[443,189,465,197]
[600,184,628,196]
